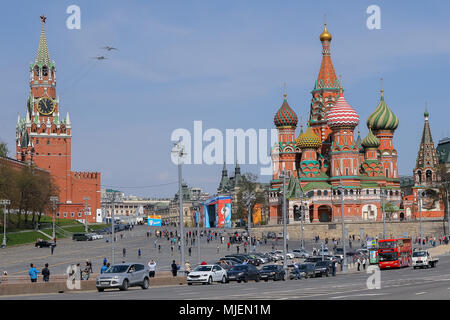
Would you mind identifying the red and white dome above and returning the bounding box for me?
[326,93,359,128]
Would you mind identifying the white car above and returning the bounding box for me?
[274,250,295,259]
[187,264,228,285]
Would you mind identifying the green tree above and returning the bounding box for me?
[0,141,8,157]
[235,173,266,224]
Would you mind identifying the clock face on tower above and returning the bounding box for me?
[37,97,55,115]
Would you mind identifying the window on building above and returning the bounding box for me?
[350,189,354,195]
[344,190,348,195]
[78,212,82,217]
[366,190,369,195]
[323,190,328,196]
[47,140,50,145]
[317,190,322,196]
[56,212,60,218]
[374,189,377,194]
[63,212,67,217]
[71,212,74,217]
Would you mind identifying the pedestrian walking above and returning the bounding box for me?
[101,262,108,274]
[171,245,174,254]
[357,257,361,271]
[138,248,142,258]
[362,257,366,270]
[28,263,40,283]
[217,245,220,254]
[171,260,178,277]
[123,248,126,258]
[148,259,156,278]
[227,242,230,251]
[50,244,55,255]
[158,244,161,253]
[185,261,191,275]
[331,259,336,276]
[237,245,240,254]
[42,263,50,282]
[188,247,192,256]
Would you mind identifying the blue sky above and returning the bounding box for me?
[1,1,450,198]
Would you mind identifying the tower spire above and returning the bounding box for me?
[36,15,51,66]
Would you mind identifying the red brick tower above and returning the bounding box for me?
[16,16,101,223]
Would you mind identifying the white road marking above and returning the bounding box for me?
[415,292,427,295]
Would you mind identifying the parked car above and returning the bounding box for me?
[220,257,243,265]
[333,247,344,259]
[305,256,325,263]
[314,261,331,277]
[292,249,310,258]
[274,250,294,259]
[227,264,261,283]
[253,253,269,264]
[267,252,282,261]
[298,263,316,279]
[266,232,277,239]
[260,264,285,281]
[96,263,149,292]
[72,233,91,241]
[318,248,330,256]
[35,240,56,248]
[187,264,228,285]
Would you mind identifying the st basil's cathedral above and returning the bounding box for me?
[268,24,403,224]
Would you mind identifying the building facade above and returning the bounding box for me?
[15,17,101,222]
[268,24,402,225]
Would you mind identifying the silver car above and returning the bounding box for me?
[96,263,149,292]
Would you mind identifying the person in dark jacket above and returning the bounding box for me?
[171,260,178,277]
[42,263,50,282]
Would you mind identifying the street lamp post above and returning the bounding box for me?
[106,190,121,265]
[418,189,423,250]
[83,197,90,234]
[1,199,10,248]
[444,182,450,237]
[194,202,201,266]
[50,196,59,242]
[243,191,255,245]
[380,188,386,239]
[172,140,186,274]
[339,179,347,272]
[300,190,305,250]
[279,170,289,277]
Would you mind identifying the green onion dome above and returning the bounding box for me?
[361,128,380,149]
[296,126,322,149]
[274,93,298,127]
[366,91,399,131]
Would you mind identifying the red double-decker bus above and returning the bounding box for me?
[378,238,412,269]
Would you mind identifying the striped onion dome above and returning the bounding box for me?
[326,91,359,128]
[274,93,298,127]
[361,128,380,148]
[296,126,321,149]
[366,91,398,131]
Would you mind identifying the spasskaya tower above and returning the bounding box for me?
[16,16,101,223]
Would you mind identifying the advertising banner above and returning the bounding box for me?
[252,204,262,225]
[147,215,162,227]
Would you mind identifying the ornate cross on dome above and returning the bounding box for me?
[40,15,46,23]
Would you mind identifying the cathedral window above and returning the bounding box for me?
[317,190,322,196]
[42,66,48,77]
[374,189,377,194]
[323,190,328,196]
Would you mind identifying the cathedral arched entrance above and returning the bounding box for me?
[318,205,332,222]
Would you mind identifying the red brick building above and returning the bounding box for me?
[15,16,101,223]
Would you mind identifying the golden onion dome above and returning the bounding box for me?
[320,24,332,42]
[296,126,322,150]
